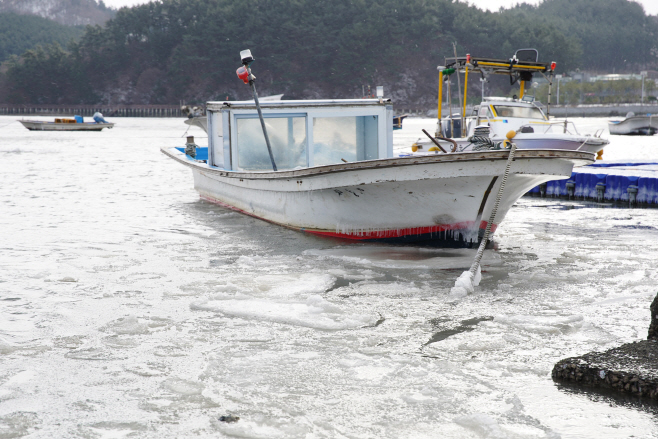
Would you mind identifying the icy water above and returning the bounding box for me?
[1,115,657,438]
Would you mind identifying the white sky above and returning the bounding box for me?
[101,0,658,15]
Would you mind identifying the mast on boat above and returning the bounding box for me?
[437,49,557,137]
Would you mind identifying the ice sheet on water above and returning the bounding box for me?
[218,273,336,298]
[81,421,148,438]
[0,412,40,438]
[191,294,377,330]
[455,413,507,439]
[304,247,494,270]
[495,314,584,335]
[211,414,311,438]
[101,315,150,335]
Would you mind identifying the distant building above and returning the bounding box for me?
[588,73,644,82]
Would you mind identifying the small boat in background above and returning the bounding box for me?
[393,114,409,130]
[608,112,657,135]
[19,115,114,131]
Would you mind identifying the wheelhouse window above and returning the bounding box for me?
[493,105,546,120]
[312,116,378,166]
[478,105,493,118]
[235,116,307,171]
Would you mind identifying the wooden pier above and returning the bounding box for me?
[0,104,184,118]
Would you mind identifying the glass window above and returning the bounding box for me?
[493,105,545,120]
[236,116,307,171]
[312,116,378,166]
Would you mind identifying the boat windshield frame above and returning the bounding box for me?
[206,99,394,171]
[491,104,547,120]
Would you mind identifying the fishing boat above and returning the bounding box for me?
[19,116,114,131]
[393,114,409,130]
[608,112,657,135]
[412,50,608,156]
[162,98,594,246]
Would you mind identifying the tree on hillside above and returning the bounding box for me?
[1,0,656,106]
[0,13,84,62]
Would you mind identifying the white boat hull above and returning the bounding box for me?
[162,147,593,245]
[608,116,658,135]
[19,120,114,131]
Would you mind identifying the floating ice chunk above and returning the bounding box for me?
[101,315,149,335]
[0,337,17,354]
[305,295,343,314]
[163,377,204,396]
[57,276,78,282]
[191,296,375,330]
[3,370,36,388]
[495,314,584,335]
[455,413,507,439]
[212,414,309,438]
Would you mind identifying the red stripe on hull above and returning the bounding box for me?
[199,195,497,240]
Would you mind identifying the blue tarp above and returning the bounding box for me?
[175,146,208,161]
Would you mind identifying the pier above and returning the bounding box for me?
[0,104,184,118]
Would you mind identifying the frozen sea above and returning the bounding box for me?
[1,114,657,438]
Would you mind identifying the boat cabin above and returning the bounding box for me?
[443,97,550,139]
[203,99,394,171]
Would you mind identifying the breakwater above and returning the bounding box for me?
[426,103,658,118]
[0,104,183,117]
[547,103,658,118]
[552,295,658,401]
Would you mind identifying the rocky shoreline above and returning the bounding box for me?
[552,294,658,401]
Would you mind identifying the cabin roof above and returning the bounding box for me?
[206,98,391,111]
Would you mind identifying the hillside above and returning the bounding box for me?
[0,0,114,26]
[0,0,656,106]
[0,13,84,62]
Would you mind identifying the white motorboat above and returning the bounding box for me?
[413,97,609,155]
[162,98,594,246]
[19,117,114,131]
[608,112,657,135]
[412,50,608,156]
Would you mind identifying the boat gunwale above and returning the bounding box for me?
[161,147,595,180]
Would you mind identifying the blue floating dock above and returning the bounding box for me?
[527,160,658,206]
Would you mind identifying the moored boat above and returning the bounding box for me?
[608,112,657,135]
[19,116,114,131]
[412,50,609,156]
[162,98,594,246]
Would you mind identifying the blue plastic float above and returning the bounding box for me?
[527,161,658,206]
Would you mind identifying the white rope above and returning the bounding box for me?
[469,142,517,275]
[451,143,518,297]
